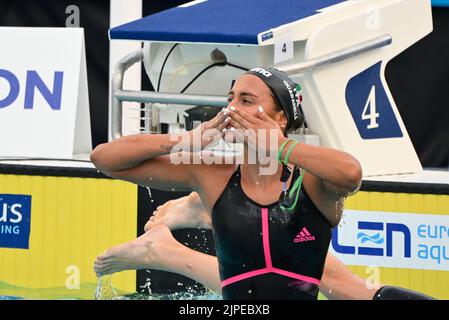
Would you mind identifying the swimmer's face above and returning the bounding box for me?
[226,74,287,130]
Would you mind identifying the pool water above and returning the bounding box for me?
[0,292,222,300]
[0,278,222,300]
[119,292,222,300]
[0,296,23,300]
[0,278,325,300]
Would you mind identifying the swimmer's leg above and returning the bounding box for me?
[144,192,212,231]
[320,252,380,300]
[94,224,221,293]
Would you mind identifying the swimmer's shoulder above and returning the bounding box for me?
[194,163,238,212]
[195,163,238,192]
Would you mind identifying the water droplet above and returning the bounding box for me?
[248,290,252,294]
[146,187,153,200]
[171,188,176,191]
[177,282,184,286]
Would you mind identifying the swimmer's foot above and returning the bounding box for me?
[144,192,211,232]
[94,225,180,276]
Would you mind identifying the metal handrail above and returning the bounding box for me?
[111,49,144,140]
[278,34,392,74]
[115,90,228,106]
[110,34,392,139]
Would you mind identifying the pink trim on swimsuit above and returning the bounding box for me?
[221,208,321,288]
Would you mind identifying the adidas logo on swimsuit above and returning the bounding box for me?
[294,227,316,243]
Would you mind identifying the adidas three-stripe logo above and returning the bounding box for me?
[293,227,316,243]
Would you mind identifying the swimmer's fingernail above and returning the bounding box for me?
[222,109,229,115]
[230,106,236,111]
[258,106,264,113]
[230,127,236,131]
[222,128,226,133]
[225,117,231,122]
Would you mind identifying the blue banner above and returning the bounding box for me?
[0,194,32,249]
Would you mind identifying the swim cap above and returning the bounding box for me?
[245,67,304,130]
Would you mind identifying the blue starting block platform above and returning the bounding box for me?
[110,0,347,44]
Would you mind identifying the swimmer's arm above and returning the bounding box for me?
[320,252,380,300]
[91,108,229,191]
[231,108,362,197]
[279,138,363,198]
[90,133,199,191]
[279,137,362,225]
[91,133,183,172]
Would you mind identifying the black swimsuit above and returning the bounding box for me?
[211,166,333,300]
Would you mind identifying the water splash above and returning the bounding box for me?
[140,278,153,295]
[95,275,118,300]
[113,291,223,300]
